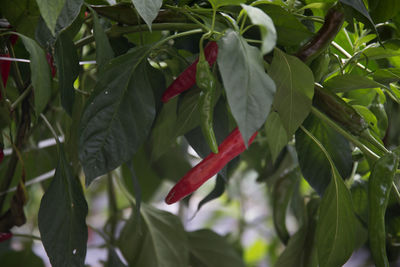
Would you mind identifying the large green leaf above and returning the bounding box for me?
[241,5,276,55]
[132,0,163,30]
[368,0,400,22]
[35,0,65,35]
[89,6,114,71]
[79,46,160,185]
[118,204,189,267]
[38,146,88,267]
[55,31,79,115]
[17,33,52,115]
[188,229,245,267]
[316,168,356,267]
[270,48,314,138]
[217,29,275,144]
[372,68,400,85]
[295,114,353,195]
[324,74,382,93]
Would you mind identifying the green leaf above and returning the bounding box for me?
[340,0,376,33]
[295,114,353,195]
[2,0,40,38]
[118,204,189,267]
[316,167,356,267]
[54,31,79,115]
[79,46,158,185]
[270,48,314,138]
[89,6,114,71]
[265,111,288,163]
[361,47,400,60]
[38,145,88,267]
[17,34,52,115]
[324,74,382,93]
[368,0,400,22]
[35,0,66,35]
[217,29,275,144]
[372,68,400,85]
[55,0,83,34]
[272,168,300,245]
[188,229,245,267]
[106,249,127,267]
[208,0,245,8]
[261,4,312,47]
[132,0,163,30]
[0,249,46,267]
[241,5,276,55]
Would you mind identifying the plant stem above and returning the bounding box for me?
[331,41,372,72]
[40,114,61,146]
[75,23,201,48]
[12,233,41,241]
[107,174,118,245]
[11,84,33,110]
[311,106,380,161]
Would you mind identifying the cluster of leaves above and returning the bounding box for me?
[1,0,400,266]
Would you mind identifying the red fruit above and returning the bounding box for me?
[46,53,57,78]
[0,53,11,90]
[0,232,12,242]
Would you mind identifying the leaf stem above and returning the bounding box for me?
[10,84,33,110]
[311,106,380,161]
[39,114,61,146]
[12,233,41,241]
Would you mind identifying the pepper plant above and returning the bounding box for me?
[1,0,400,266]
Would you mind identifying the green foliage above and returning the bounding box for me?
[1,0,400,266]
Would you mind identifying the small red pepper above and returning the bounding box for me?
[0,232,12,242]
[46,52,57,78]
[161,41,218,103]
[0,149,4,163]
[165,128,258,204]
[0,53,11,89]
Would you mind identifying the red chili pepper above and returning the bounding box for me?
[0,149,3,163]
[0,232,12,242]
[46,52,57,78]
[161,41,218,103]
[165,128,258,204]
[0,53,11,91]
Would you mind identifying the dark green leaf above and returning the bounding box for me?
[106,248,127,267]
[272,168,300,245]
[55,0,83,34]
[18,33,52,115]
[270,48,314,138]
[265,111,288,163]
[361,47,400,60]
[208,0,245,8]
[217,29,275,144]
[372,68,400,85]
[0,249,45,267]
[38,146,88,267]
[197,175,226,211]
[35,0,66,35]
[132,0,163,30]
[316,168,356,267]
[118,204,189,267]
[89,6,114,71]
[368,0,400,22]
[241,4,276,55]
[54,31,79,115]
[295,114,353,195]
[79,46,158,185]
[340,0,376,33]
[2,0,40,38]
[324,74,382,93]
[188,229,245,267]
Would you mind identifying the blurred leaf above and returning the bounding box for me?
[132,0,163,30]
[38,145,88,267]
[368,0,400,22]
[105,248,127,267]
[79,46,159,184]
[316,168,356,267]
[217,29,275,144]
[272,168,300,245]
[0,249,45,267]
[197,175,225,211]
[17,33,52,115]
[241,5,277,55]
[35,0,66,35]
[188,229,245,267]
[208,0,245,8]
[89,6,114,71]
[372,68,400,85]
[118,204,189,267]
[295,114,353,195]
[54,31,79,115]
[361,47,400,60]
[2,0,40,38]
[270,48,314,138]
[265,111,288,163]
[324,74,382,93]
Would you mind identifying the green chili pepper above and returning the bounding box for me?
[196,50,219,153]
[368,149,400,267]
[313,86,369,136]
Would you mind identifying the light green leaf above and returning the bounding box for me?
[79,46,161,185]
[55,31,79,115]
[17,34,52,115]
[118,204,189,267]
[38,145,88,267]
[241,5,276,55]
[265,111,288,162]
[188,229,245,267]
[132,0,163,30]
[35,0,66,35]
[270,48,314,138]
[217,29,275,144]
[324,74,383,93]
[208,0,245,8]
